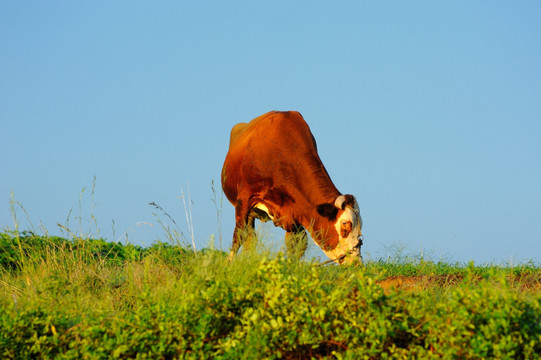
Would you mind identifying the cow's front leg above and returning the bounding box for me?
[285,225,308,260]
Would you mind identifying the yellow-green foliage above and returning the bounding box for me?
[0,233,540,359]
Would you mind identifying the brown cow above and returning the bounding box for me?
[221,111,363,264]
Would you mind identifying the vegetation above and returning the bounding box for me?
[0,231,540,359]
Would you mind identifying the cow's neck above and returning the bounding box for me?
[300,206,340,251]
[291,172,341,250]
[299,166,340,206]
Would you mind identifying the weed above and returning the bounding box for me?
[0,232,540,359]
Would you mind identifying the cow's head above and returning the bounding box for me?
[316,195,363,264]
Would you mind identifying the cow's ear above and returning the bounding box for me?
[316,203,338,220]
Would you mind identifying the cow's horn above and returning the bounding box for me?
[334,195,346,210]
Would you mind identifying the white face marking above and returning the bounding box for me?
[322,201,363,264]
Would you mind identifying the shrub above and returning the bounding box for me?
[0,232,540,359]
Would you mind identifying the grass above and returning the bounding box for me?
[0,231,540,359]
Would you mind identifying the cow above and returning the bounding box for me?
[221,110,363,264]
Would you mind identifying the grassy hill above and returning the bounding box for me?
[1,232,540,359]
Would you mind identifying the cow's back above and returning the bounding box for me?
[225,111,315,170]
[222,111,324,204]
[227,111,312,149]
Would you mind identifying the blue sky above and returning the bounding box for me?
[2,1,540,264]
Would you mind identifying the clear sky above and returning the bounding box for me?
[2,1,540,264]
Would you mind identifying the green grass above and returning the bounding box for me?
[1,232,540,359]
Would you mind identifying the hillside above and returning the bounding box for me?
[1,232,540,359]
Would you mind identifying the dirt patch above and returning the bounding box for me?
[377,274,541,293]
[377,275,463,292]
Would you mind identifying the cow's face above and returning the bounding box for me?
[316,195,363,264]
